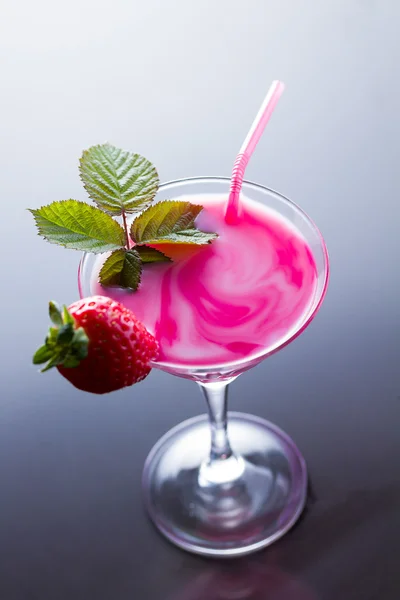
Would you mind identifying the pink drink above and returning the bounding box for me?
[92,194,317,367]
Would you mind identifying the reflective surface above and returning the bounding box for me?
[1,0,400,598]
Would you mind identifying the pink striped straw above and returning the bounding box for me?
[225,80,285,223]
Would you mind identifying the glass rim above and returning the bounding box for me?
[79,176,330,375]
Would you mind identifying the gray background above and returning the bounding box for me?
[1,1,399,598]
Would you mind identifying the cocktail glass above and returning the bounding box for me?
[78,177,329,557]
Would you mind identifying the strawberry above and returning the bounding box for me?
[33,296,158,394]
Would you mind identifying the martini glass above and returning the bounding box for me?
[78,177,329,557]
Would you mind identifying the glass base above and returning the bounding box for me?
[142,412,307,557]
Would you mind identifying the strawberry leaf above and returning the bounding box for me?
[57,323,75,344]
[49,301,63,326]
[33,304,89,373]
[99,248,142,291]
[62,305,75,326]
[29,200,125,253]
[79,143,159,216]
[33,345,53,365]
[130,201,218,245]
[136,245,171,263]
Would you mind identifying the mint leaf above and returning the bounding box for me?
[147,229,219,244]
[29,200,125,253]
[99,248,142,291]
[98,249,126,285]
[79,143,159,216]
[136,246,171,263]
[130,201,218,245]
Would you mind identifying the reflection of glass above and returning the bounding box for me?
[79,178,329,557]
[169,561,319,600]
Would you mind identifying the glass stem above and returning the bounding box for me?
[198,381,233,462]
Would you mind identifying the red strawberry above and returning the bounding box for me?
[33,296,158,394]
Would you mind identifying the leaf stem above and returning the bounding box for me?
[122,210,131,249]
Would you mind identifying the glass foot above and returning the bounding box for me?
[142,412,307,557]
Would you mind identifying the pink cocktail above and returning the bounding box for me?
[91,193,317,370]
[79,177,329,557]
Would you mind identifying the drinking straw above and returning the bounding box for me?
[225,80,285,223]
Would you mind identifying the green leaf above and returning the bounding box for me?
[62,354,82,369]
[99,248,142,291]
[45,327,59,349]
[98,249,126,285]
[61,327,89,368]
[33,345,53,365]
[33,299,90,373]
[146,228,219,245]
[71,328,89,360]
[79,143,159,216]
[29,200,125,253]
[136,245,172,263]
[41,355,64,372]
[49,301,63,325]
[57,323,74,344]
[130,201,218,245]
[62,305,75,326]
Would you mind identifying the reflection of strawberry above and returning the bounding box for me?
[33,296,158,394]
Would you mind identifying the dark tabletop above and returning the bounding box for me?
[1,1,400,598]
